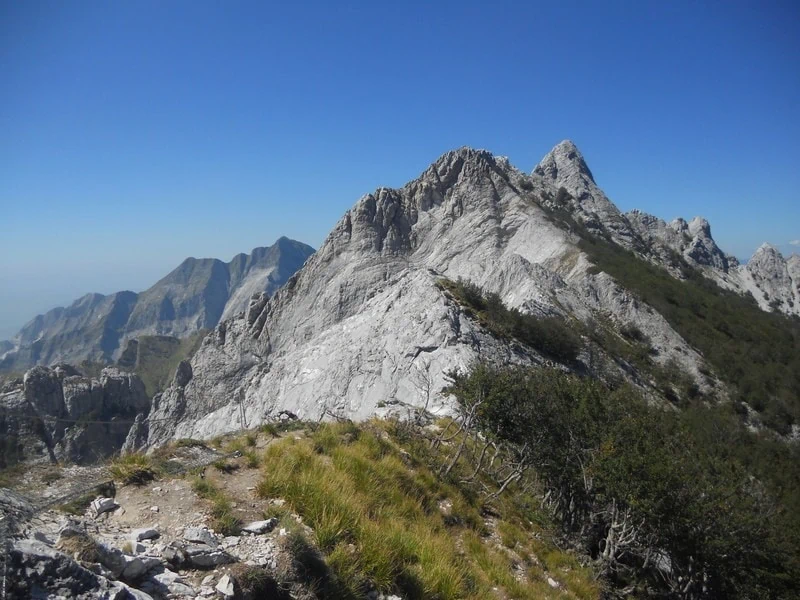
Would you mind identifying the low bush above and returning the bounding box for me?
[446,362,800,599]
[439,278,582,363]
[108,453,157,485]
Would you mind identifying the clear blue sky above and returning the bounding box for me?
[1,0,798,338]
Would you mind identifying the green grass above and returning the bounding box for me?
[56,481,116,515]
[212,458,239,474]
[57,491,98,516]
[255,422,597,600]
[108,453,158,485]
[0,463,25,487]
[244,449,261,468]
[190,476,242,535]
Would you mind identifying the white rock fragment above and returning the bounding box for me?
[216,574,235,597]
[91,497,118,516]
[241,518,278,535]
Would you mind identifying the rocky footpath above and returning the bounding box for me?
[0,365,149,466]
[5,498,283,599]
[1,433,401,600]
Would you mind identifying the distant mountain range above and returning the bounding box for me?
[0,237,314,371]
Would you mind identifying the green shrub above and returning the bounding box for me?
[440,278,582,363]
[447,362,800,599]
[212,459,239,474]
[109,453,157,485]
[173,438,207,448]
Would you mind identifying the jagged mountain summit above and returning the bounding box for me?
[534,142,800,313]
[141,141,800,446]
[0,237,315,372]
[141,142,798,446]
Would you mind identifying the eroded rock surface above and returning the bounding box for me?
[0,366,149,465]
[146,145,711,445]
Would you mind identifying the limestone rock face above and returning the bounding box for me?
[534,140,637,246]
[625,210,734,272]
[6,539,133,600]
[739,244,800,314]
[1,238,314,372]
[146,146,707,446]
[0,365,150,465]
[538,145,796,318]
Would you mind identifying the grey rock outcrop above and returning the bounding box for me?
[534,140,638,246]
[738,244,800,314]
[0,365,150,466]
[1,238,314,372]
[145,145,709,445]
[5,539,143,600]
[625,210,735,272]
[537,143,798,317]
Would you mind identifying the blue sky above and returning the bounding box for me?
[1,1,798,338]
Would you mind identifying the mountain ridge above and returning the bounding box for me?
[0,238,315,371]
[140,141,799,447]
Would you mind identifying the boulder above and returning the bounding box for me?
[6,539,124,599]
[162,540,234,569]
[241,518,278,534]
[141,568,196,597]
[183,525,218,547]
[91,496,119,516]
[132,526,160,541]
[216,574,235,597]
[121,555,147,581]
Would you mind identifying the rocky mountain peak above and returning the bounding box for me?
[752,242,781,257]
[533,139,596,188]
[534,140,637,246]
[742,243,799,313]
[747,243,786,277]
[1,238,314,372]
[687,216,712,238]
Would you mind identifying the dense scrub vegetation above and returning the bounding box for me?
[544,187,800,433]
[438,278,582,363]
[581,234,800,432]
[444,363,800,599]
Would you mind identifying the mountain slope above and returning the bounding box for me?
[145,146,718,445]
[535,141,800,317]
[0,238,314,371]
